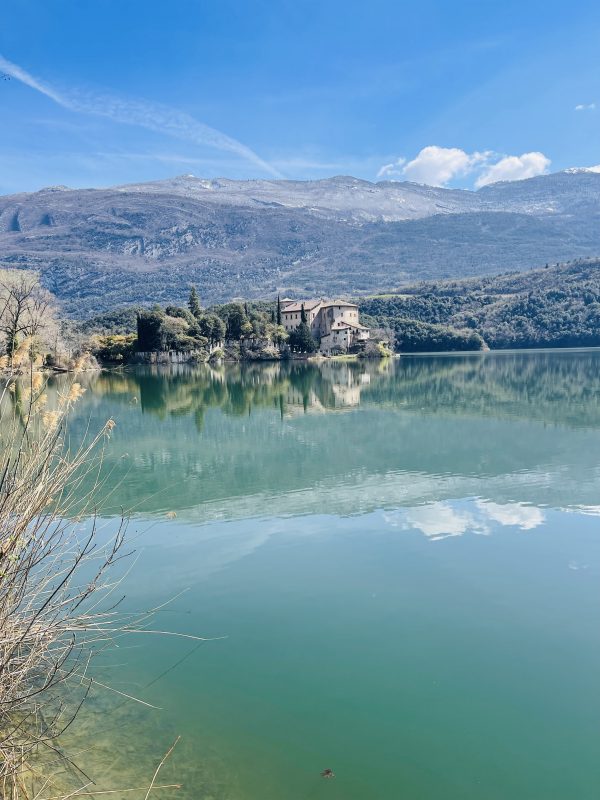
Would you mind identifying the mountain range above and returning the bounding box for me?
[1,170,599,316]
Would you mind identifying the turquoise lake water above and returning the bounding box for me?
[54,352,600,799]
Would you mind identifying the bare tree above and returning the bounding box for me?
[0,271,58,366]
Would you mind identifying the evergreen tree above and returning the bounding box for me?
[225,303,249,340]
[211,315,226,344]
[276,296,282,326]
[165,305,195,324]
[197,312,225,344]
[136,310,164,351]
[198,314,213,342]
[188,286,201,319]
[288,322,318,353]
[300,303,307,324]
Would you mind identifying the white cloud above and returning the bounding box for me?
[401,146,490,186]
[0,53,281,178]
[575,103,596,111]
[377,146,551,189]
[475,152,550,188]
[377,157,406,179]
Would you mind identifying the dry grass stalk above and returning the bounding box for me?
[0,364,135,799]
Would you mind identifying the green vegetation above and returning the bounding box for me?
[360,257,600,350]
[188,285,202,318]
[88,297,289,362]
[288,311,319,353]
[376,318,485,353]
[73,256,600,359]
[92,334,137,363]
[78,306,141,335]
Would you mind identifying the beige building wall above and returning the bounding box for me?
[280,299,368,352]
[315,303,359,336]
[281,301,323,333]
[320,327,352,353]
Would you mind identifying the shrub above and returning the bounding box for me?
[93,334,137,363]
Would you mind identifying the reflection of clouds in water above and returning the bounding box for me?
[129,498,550,596]
[568,561,590,571]
[384,499,545,540]
[572,505,600,517]
[404,503,483,540]
[122,518,280,597]
[156,467,557,527]
[476,500,544,530]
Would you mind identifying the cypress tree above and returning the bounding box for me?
[188,286,201,318]
[288,321,318,353]
[300,303,307,323]
[137,310,164,351]
[276,295,282,326]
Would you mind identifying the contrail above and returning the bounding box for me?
[0,53,282,178]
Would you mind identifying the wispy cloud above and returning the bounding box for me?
[377,157,406,179]
[0,53,281,178]
[575,102,596,111]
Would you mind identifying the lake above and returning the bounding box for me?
[52,351,600,799]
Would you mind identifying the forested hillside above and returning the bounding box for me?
[360,258,600,350]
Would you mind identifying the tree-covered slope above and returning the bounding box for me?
[360,258,600,349]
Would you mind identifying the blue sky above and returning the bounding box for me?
[1,0,599,193]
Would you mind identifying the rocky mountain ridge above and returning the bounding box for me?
[1,171,599,315]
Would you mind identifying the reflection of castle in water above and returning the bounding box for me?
[40,350,600,523]
[284,363,371,412]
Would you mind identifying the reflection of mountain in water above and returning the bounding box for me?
[57,350,600,520]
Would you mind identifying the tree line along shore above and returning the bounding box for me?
[83,257,600,362]
[2,256,600,376]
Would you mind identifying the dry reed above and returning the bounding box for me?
[0,358,145,799]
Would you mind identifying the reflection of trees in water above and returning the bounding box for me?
[67,361,376,431]
[44,350,600,431]
[34,351,600,518]
[363,351,600,428]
